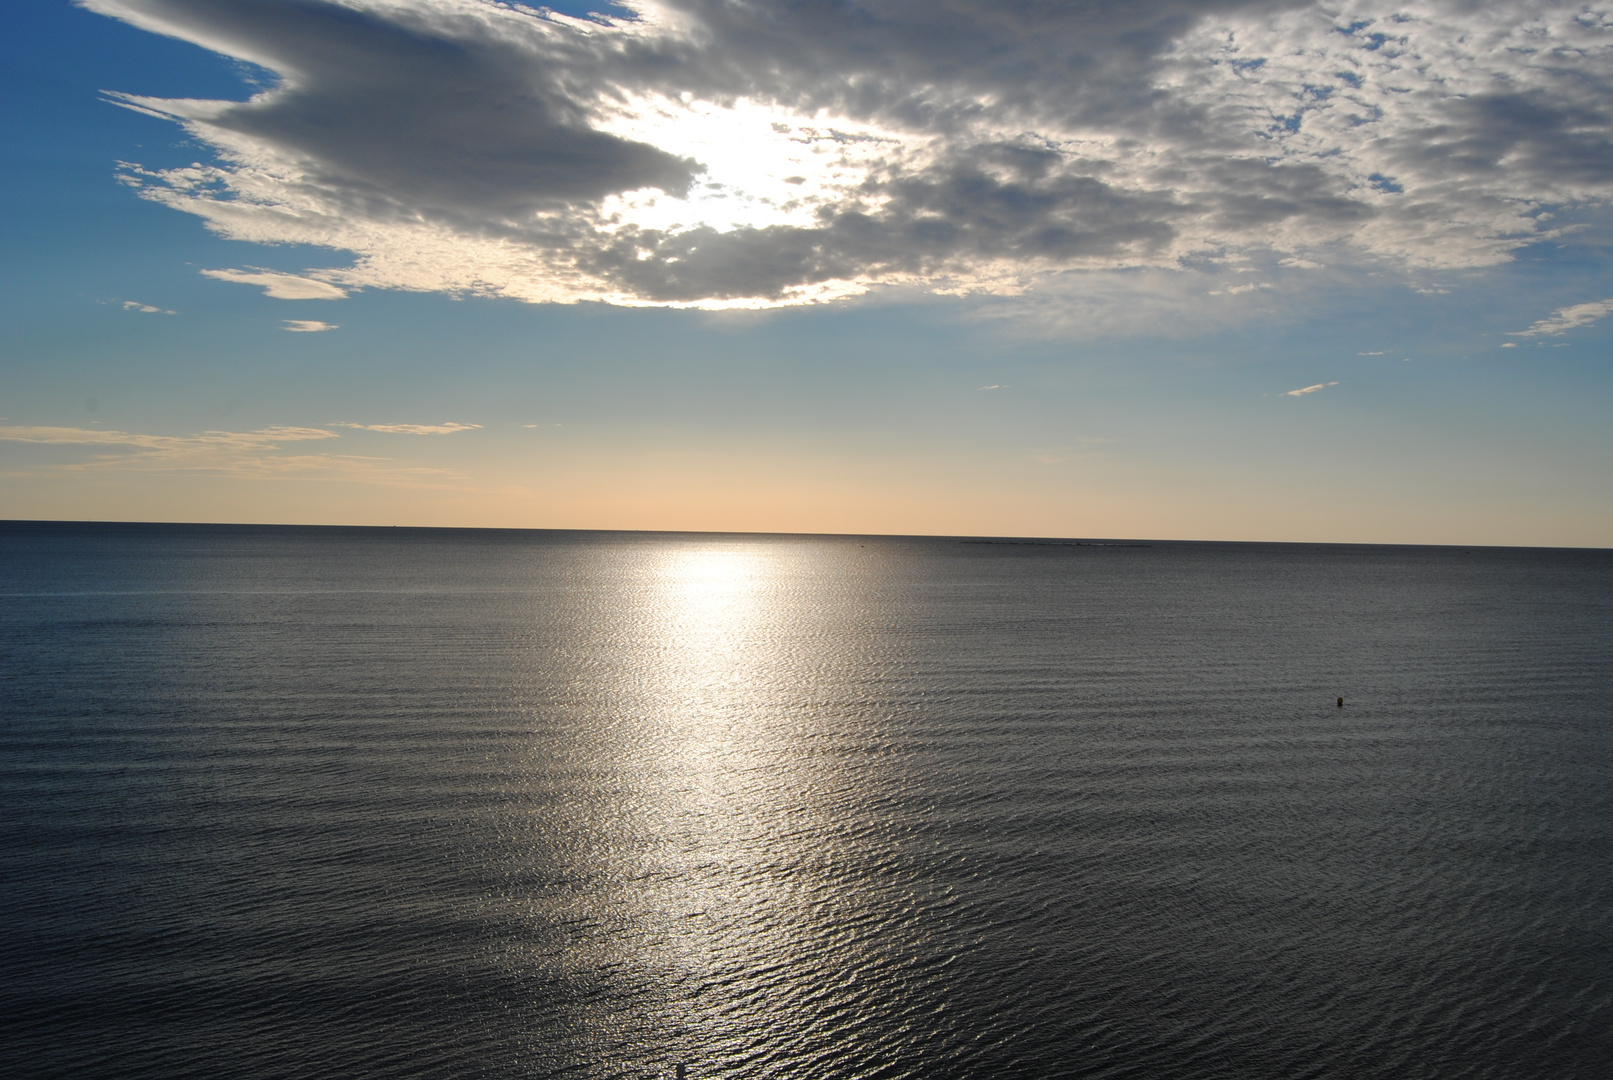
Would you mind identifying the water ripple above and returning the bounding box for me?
[2,526,1610,1078]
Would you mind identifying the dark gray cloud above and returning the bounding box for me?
[583,142,1190,302]
[102,0,698,225]
[1387,91,1613,190]
[84,0,1613,306]
[624,0,1304,126]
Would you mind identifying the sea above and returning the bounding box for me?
[2,522,1609,1079]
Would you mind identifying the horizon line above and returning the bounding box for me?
[1,519,1607,553]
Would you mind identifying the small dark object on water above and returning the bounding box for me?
[676,1066,687,1080]
[1337,697,1344,707]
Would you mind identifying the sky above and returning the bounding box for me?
[2,0,1612,545]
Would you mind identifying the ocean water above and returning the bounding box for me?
[2,523,1610,1079]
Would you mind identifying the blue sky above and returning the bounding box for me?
[3,0,1611,544]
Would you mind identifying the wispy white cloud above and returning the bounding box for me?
[200,267,348,300]
[336,422,482,435]
[977,384,1006,391]
[1512,298,1613,336]
[0,424,335,449]
[122,300,175,314]
[84,1,1613,309]
[0,423,459,484]
[283,319,338,332]
[1357,351,1385,356]
[0,424,334,473]
[1284,381,1339,397]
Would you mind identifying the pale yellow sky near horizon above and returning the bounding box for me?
[6,432,1608,547]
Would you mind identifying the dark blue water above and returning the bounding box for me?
[2,522,1610,1078]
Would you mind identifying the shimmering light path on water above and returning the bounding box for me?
[2,524,1610,1078]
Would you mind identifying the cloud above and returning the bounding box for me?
[0,424,335,472]
[0,423,458,483]
[122,300,175,314]
[1512,297,1613,336]
[977,384,1006,391]
[1357,351,1385,356]
[84,0,1613,308]
[283,318,338,332]
[0,424,336,449]
[200,267,348,299]
[336,422,481,434]
[1284,381,1339,396]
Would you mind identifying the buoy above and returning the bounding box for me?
[1337,697,1344,707]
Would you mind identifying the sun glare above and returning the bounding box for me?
[595,95,909,234]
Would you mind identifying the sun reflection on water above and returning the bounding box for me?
[495,537,943,1068]
[496,541,846,1060]
[613,541,903,1062]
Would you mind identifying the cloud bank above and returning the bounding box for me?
[86,0,1613,308]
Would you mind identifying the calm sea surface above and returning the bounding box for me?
[2,523,1610,1078]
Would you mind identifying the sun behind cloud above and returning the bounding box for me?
[84,0,1613,309]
